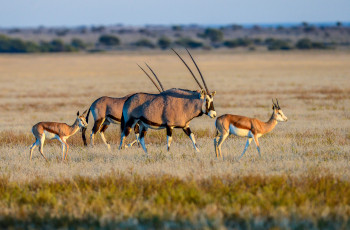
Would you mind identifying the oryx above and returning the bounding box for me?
[82,64,164,149]
[119,49,216,153]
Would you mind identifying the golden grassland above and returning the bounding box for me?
[0,50,350,229]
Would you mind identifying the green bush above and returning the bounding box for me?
[266,38,292,50]
[296,38,326,49]
[175,37,203,48]
[223,38,252,48]
[98,35,120,46]
[158,37,172,49]
[71,38,86,49]
[0,35,40,53]
[134,39,155,48]
[203,28,224,42]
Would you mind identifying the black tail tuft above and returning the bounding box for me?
[82,108,91,146]
[86,108,91,124]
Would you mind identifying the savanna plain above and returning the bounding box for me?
[0,50,349,229]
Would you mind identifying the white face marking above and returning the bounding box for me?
[78,117,88,127]
[203,95,216,118]
[276,109,288,122]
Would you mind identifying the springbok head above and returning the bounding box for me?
[77,110,88,128]
[272,99,288,122]
[172,48,217,118]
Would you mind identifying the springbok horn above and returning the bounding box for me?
[145,63,164,92]
[171,48,204,90]
[185,48,209,94]
[137,64,162,93]
[276,98,280,109]
[272,98,276,108]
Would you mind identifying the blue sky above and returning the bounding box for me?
[0,0,349,27]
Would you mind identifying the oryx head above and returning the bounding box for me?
[172,48,217,118]
[199,89,217,118]
[272,99,287,122]
[77,110,88,128]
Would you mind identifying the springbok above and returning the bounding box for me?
[82,64,164,149]
[119,49,216,153]
[30,110,88,161]
[214,99,288,159]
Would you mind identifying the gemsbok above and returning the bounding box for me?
[119,49,216,153]
[30,110,88,161]
[82,64,164,149]
[214,99,288,159]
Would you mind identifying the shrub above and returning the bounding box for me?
[134,39,155,48]
[158,37,172,49]
[223,38,252,48]
[71,38,86,50]
[98,35,120,46]
[203,28,223,42]
[0,35,40,53]
[296,38,326,49]
[266,39,292,50]
[175,38,203,48]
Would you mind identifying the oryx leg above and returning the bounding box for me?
[253,135,261,157]
[29,138,40,161]
[139,124,148,154]
[216,132,229,159]
[99,124,111,150]
[166,126,174,151]
[183,127,200,152]
[119,118,137,150]
[38,134,48,162]
[90,118,105,147]
[128,123,140,148]
[238,138,252,160]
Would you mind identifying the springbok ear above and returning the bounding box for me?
[82,109,88,116]
[272,104,275,110]
[77,111,80,116]
[211,91,216,96]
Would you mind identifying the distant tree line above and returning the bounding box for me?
[0,33,335,53]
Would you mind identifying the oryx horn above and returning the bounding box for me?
[185,48,210,94]
[171,48,204,90]
[145,63,164,92]
[137,64,162,93]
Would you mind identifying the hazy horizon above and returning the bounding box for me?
[0,0,349,28]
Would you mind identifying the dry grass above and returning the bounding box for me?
[0,51,350,228]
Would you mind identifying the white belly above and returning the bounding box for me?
[229,125,251,137]
[44,131,59,140]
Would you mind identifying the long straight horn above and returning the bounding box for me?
[185,48,209,94]
[171,48,204,89]
[137,64,162,93]
[145,63,164,92]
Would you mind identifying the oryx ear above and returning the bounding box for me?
[77,111,80,116]
[199,89,205,99]
[211,91,216,96]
